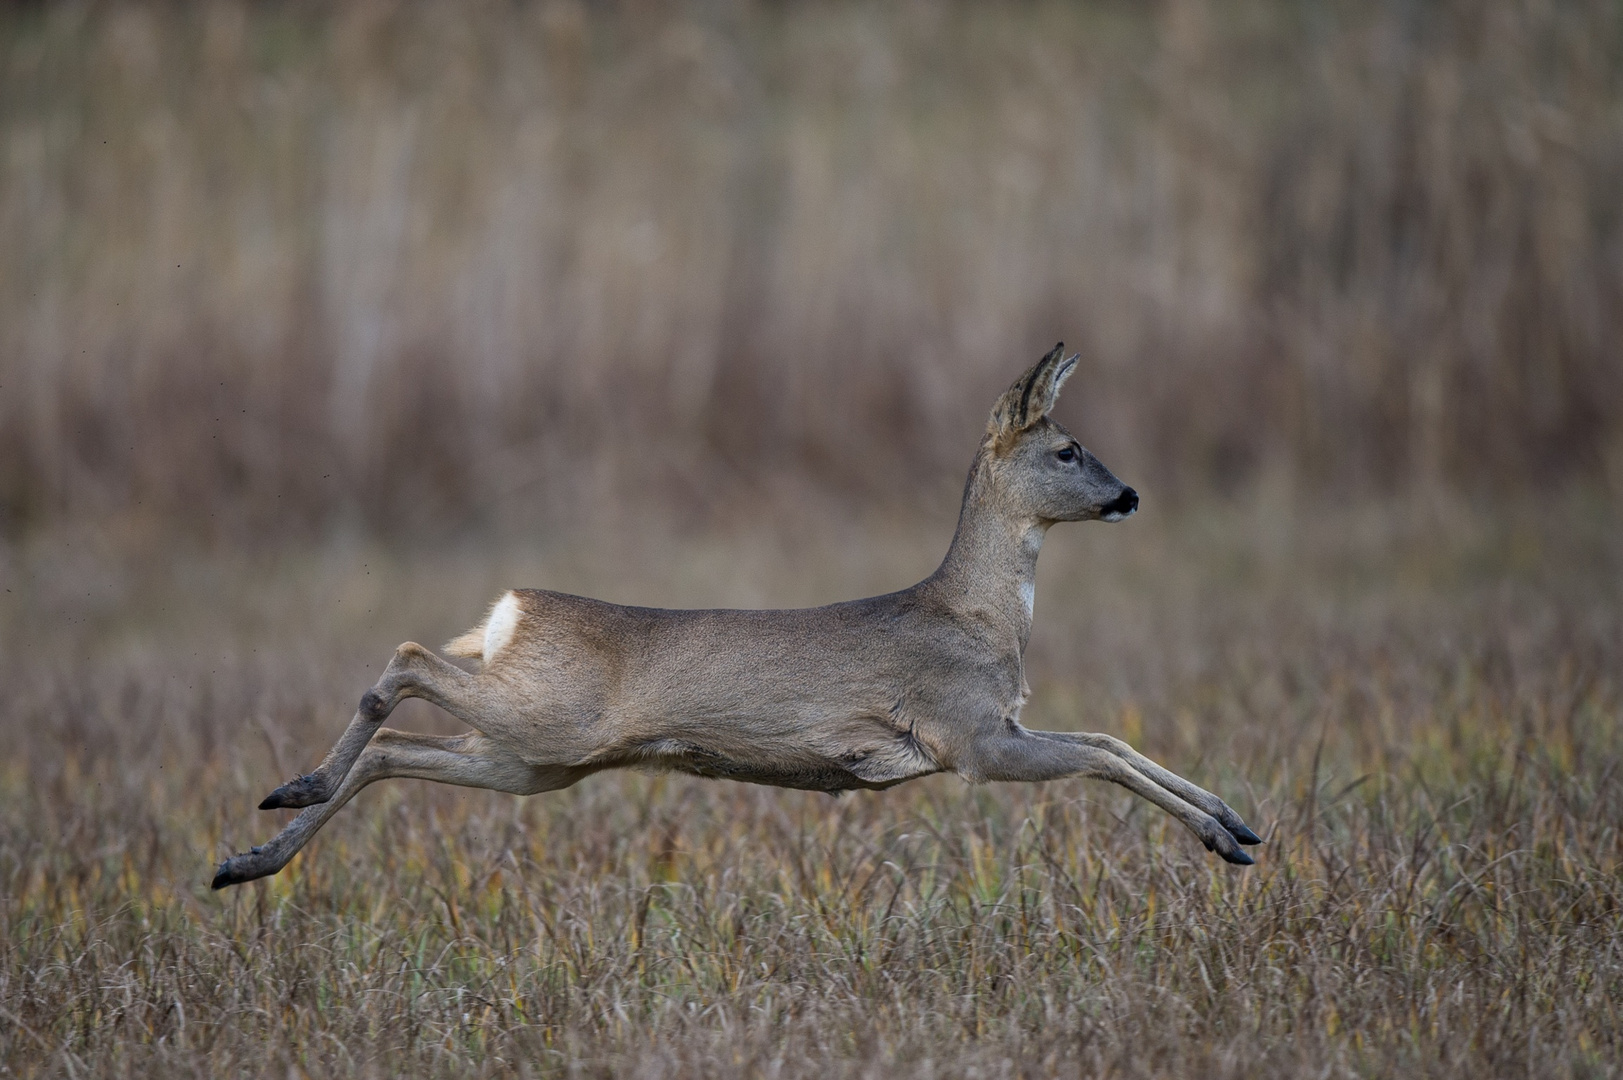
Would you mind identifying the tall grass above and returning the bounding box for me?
[3,1,1620,540]
[1,498,1619,1077]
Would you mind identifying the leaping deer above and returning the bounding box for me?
[213,344,1260,889]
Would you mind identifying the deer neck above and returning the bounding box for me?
[928,453,1048,646]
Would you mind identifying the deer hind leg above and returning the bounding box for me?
[214,729,587,889]
[963,728,1256,865]
[1030,731,1263,847]
[260,642,480,811]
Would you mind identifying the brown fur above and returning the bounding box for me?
[213,345,1260,889]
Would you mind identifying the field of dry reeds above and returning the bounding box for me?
[3,1,1622,1077]
[4,0,1621,538]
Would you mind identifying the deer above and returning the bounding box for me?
[212,344,1261,889]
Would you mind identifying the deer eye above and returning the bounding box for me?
[1056,446,1077,463]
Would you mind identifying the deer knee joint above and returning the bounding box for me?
[384,642,435,680]
[365,643,442,718]
[1098,734,1133,755]
[359,688,391,722]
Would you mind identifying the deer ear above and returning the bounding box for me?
[987,343,1079,451]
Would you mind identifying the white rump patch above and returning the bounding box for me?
[482,591,522,664]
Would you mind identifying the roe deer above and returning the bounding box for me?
[213,344,1260,889]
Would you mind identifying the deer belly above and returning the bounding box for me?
[635,727,937,793]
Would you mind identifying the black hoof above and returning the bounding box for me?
[1203,831,1256,866]
[1230,822,1264,846]
[259,775,328,810]
[212,858,245,890]
[212,851,278,889]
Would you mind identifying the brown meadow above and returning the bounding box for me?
[3,495,1621,1077]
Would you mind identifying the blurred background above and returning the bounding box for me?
[4,0,1620,543]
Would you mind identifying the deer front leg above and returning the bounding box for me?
[260,642,474,810]
[960,726,1255,865]
[1028,730,1262,846]
[214,729,586,889]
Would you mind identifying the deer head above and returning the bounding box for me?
[982,343,1138,524]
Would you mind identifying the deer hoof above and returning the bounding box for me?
[259,774,330,810]
[211,855,252,889]
[1212,803,1264,846]
[1201,821,1257,865]
[212,847,283,889]
[1229,821,1263,846]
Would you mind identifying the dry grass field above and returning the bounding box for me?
[2,493,1620,1078]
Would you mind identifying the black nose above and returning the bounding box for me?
[1102,488,1138,518]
